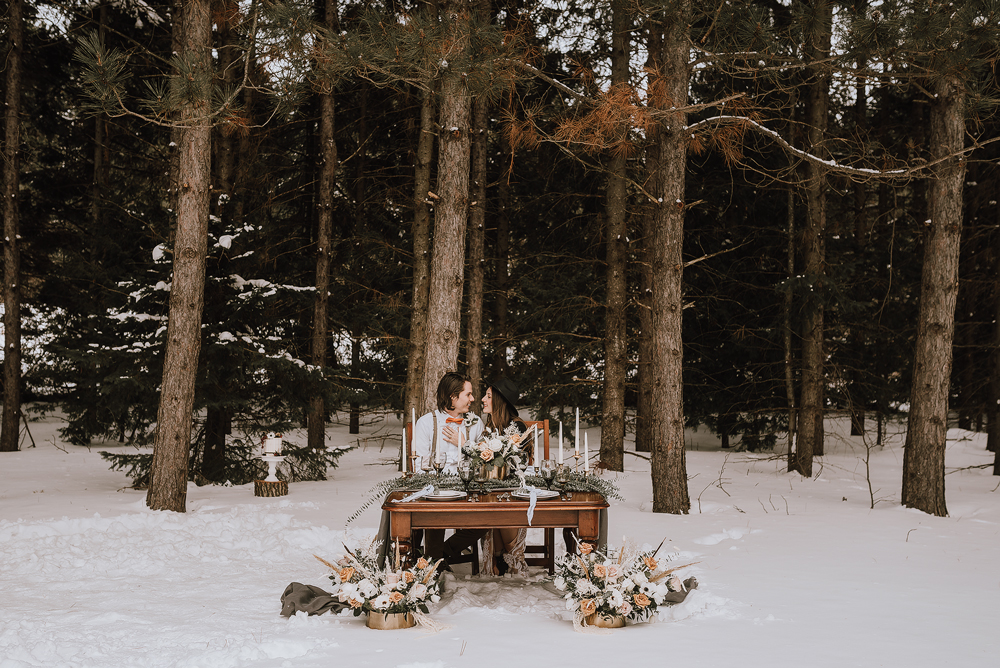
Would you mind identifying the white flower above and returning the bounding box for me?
[617,601,633,616]
[640,582,657,596]
[430,594,440,603]
[608,589,624,607]
[620,577,635,591]
[553,577,566,591]
[575,578,595,595]
[409,583,428,601]
[357,579,378,598]
[667,575,685,592]
[606,564,622,581]
[632,571,648,584]
[371,594,391,611]
[565,598,577,611]
[337,582,358,602]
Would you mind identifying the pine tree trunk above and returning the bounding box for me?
[309,0,338,450]
[599,0,630,473]
[989,228,1000,457]
[784,185,797,458]
[147,0,213,512]
[648,2,690,514]
[791,0,831,475]
[421,0,472,409]
[467,53,489,408]
[1,0,23,453]
[494,142,511,378]
[635,25,660,456]
[901,74,965,516]
[404,1,439,418]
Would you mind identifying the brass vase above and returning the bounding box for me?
[585,612,626,628]
[366,611,416,630]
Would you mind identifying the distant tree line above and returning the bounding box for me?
[1,0,998,517]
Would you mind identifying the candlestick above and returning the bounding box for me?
[575,408,580,455]
[559,421,564,464]
[402,423,407,473]
[533,429,539,465]
[584,432,589,472]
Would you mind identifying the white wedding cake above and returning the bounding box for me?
[262,432,283,456]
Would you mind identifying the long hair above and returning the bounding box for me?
[436,372,469,412]
[485,388,523,433]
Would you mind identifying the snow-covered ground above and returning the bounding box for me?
[1,409,997,668]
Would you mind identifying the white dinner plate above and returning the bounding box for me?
[511,489,560,500]
[425,490,468,501]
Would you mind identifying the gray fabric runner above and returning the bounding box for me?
[279,582,348,617]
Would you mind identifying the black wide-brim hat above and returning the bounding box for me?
[490,377,520,416]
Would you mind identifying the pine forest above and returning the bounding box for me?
[2,0,999,517]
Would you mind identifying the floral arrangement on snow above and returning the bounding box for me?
[315,541,444,624]
[462,423,529,479]
[552,539,698,631]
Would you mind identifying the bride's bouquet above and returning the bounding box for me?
[462,423,529,479]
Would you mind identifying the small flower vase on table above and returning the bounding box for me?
[366,611,416,630]
[585,612,626,628]
[255,433,288,497]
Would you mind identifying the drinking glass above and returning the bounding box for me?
[555,464,571,498]
[457,461,472,493]
[540,459,556,489]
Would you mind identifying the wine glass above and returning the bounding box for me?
[540,459,556,489]
[432,450,446,480]
[555,464,571,498]
[457,461,472,494]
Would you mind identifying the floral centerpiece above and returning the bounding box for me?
[552,539,697,630]
[315,541,444,629]
[462,423,529,479]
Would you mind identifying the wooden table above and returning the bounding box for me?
[382,489,609,567]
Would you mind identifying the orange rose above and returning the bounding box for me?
[403,571,415,583]
[578,543,594,555]
[510,433,522,444]
[633,593,650,608]
[592,564,607,579]
[338,567,355,582]
[416,558,429,569]
[389,591,404,604]
[480,448,494,462]
[579,599,597,616]
[349,598,363,609]
[643,556,658,570]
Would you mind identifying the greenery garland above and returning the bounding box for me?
[346,471,623,525]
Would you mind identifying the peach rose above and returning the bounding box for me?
[579,599,597,616]
[338,567,355,582]
[403,571,415,583]
[633,593,651,608]
[480,448,494,462]
[349,598,363,609]
[389,591,404,604]
[578,543,594,555]
[643,556,658,570]
[592,564,607,579]
[416,558,429,569]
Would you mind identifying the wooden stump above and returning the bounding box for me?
[254,480,288,497]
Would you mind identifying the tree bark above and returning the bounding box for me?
[421,0,472,411]
[467,27,489,408]
[147,0,213,512]
[494,141,511,379]
[404,0,439,420]
[790,0,831,475]
[308,0,339,450]
[648,2,690,514]
[599,0,629,473]
[784,185,797,458]
[901,74,965,516]
[1,0,23,453]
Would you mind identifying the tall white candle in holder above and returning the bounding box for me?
[533,429,539,466]
[402,425,407,473]
[575,408,580,455]
[559,421,564,464]
[584,432,589,472]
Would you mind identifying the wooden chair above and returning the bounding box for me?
[521,419,558,574]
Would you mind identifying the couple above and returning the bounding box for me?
[412,371,530,577]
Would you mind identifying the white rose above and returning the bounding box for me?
[337,582,358,602]
[606,564,622,581]
[617,601,633,616]
[409,583,428,601]
[371,594,391,611]
[632,571,648,584]
[620,577,635,591]
[358,579,378,598]
[430,594,440,603]
[553,577,566,591]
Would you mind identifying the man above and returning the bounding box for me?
[412,372,484,560]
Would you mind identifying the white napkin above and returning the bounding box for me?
[523,486,541,525]
[400,484,436,502]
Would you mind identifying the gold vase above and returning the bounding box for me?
[586,612,626,628]
[366,611,416,630]
[485,464,508,480]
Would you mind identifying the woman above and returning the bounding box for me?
[479,378,530,577]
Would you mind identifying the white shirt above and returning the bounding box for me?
[412,410,484,473]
